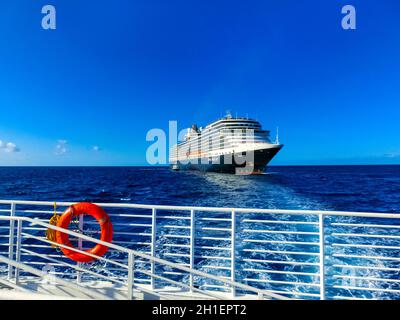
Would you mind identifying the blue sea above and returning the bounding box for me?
[0,165,399,299]
[0,165,399,212]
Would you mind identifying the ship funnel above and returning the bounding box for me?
[191,124,199,133]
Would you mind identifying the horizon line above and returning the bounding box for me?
[0,164,399,168]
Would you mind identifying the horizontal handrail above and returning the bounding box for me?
[0,215,288,300]
[0,200,399,218]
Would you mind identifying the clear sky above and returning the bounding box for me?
[0,0,399,166]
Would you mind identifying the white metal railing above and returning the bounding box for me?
[0,213,287,300]
[0,200,399,300]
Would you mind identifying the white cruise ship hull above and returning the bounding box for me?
[173,144,283,174]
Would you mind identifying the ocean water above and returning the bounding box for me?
[0,165,399,299]
[0,165,399,212]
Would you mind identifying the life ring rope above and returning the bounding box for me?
[45,202,61,248]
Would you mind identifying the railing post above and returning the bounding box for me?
[8,202,16,280]
[127,252,134,300]
[77,214,84,284]
[231,210,236,297]
[15,219,22,285]
[319,214,326,300]
[189,209,195,291]
[151,208,157,289]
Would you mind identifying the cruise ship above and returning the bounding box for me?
[169,113,283,174]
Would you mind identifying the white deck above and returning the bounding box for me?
[0,277,264,300]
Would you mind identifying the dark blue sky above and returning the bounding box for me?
[0,0,399,165]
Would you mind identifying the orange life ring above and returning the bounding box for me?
[56,202,113,263]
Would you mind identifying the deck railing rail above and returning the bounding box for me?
[0,213,287,300]
[0,200,399,300]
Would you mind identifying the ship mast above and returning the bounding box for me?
[275,127,280,145]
